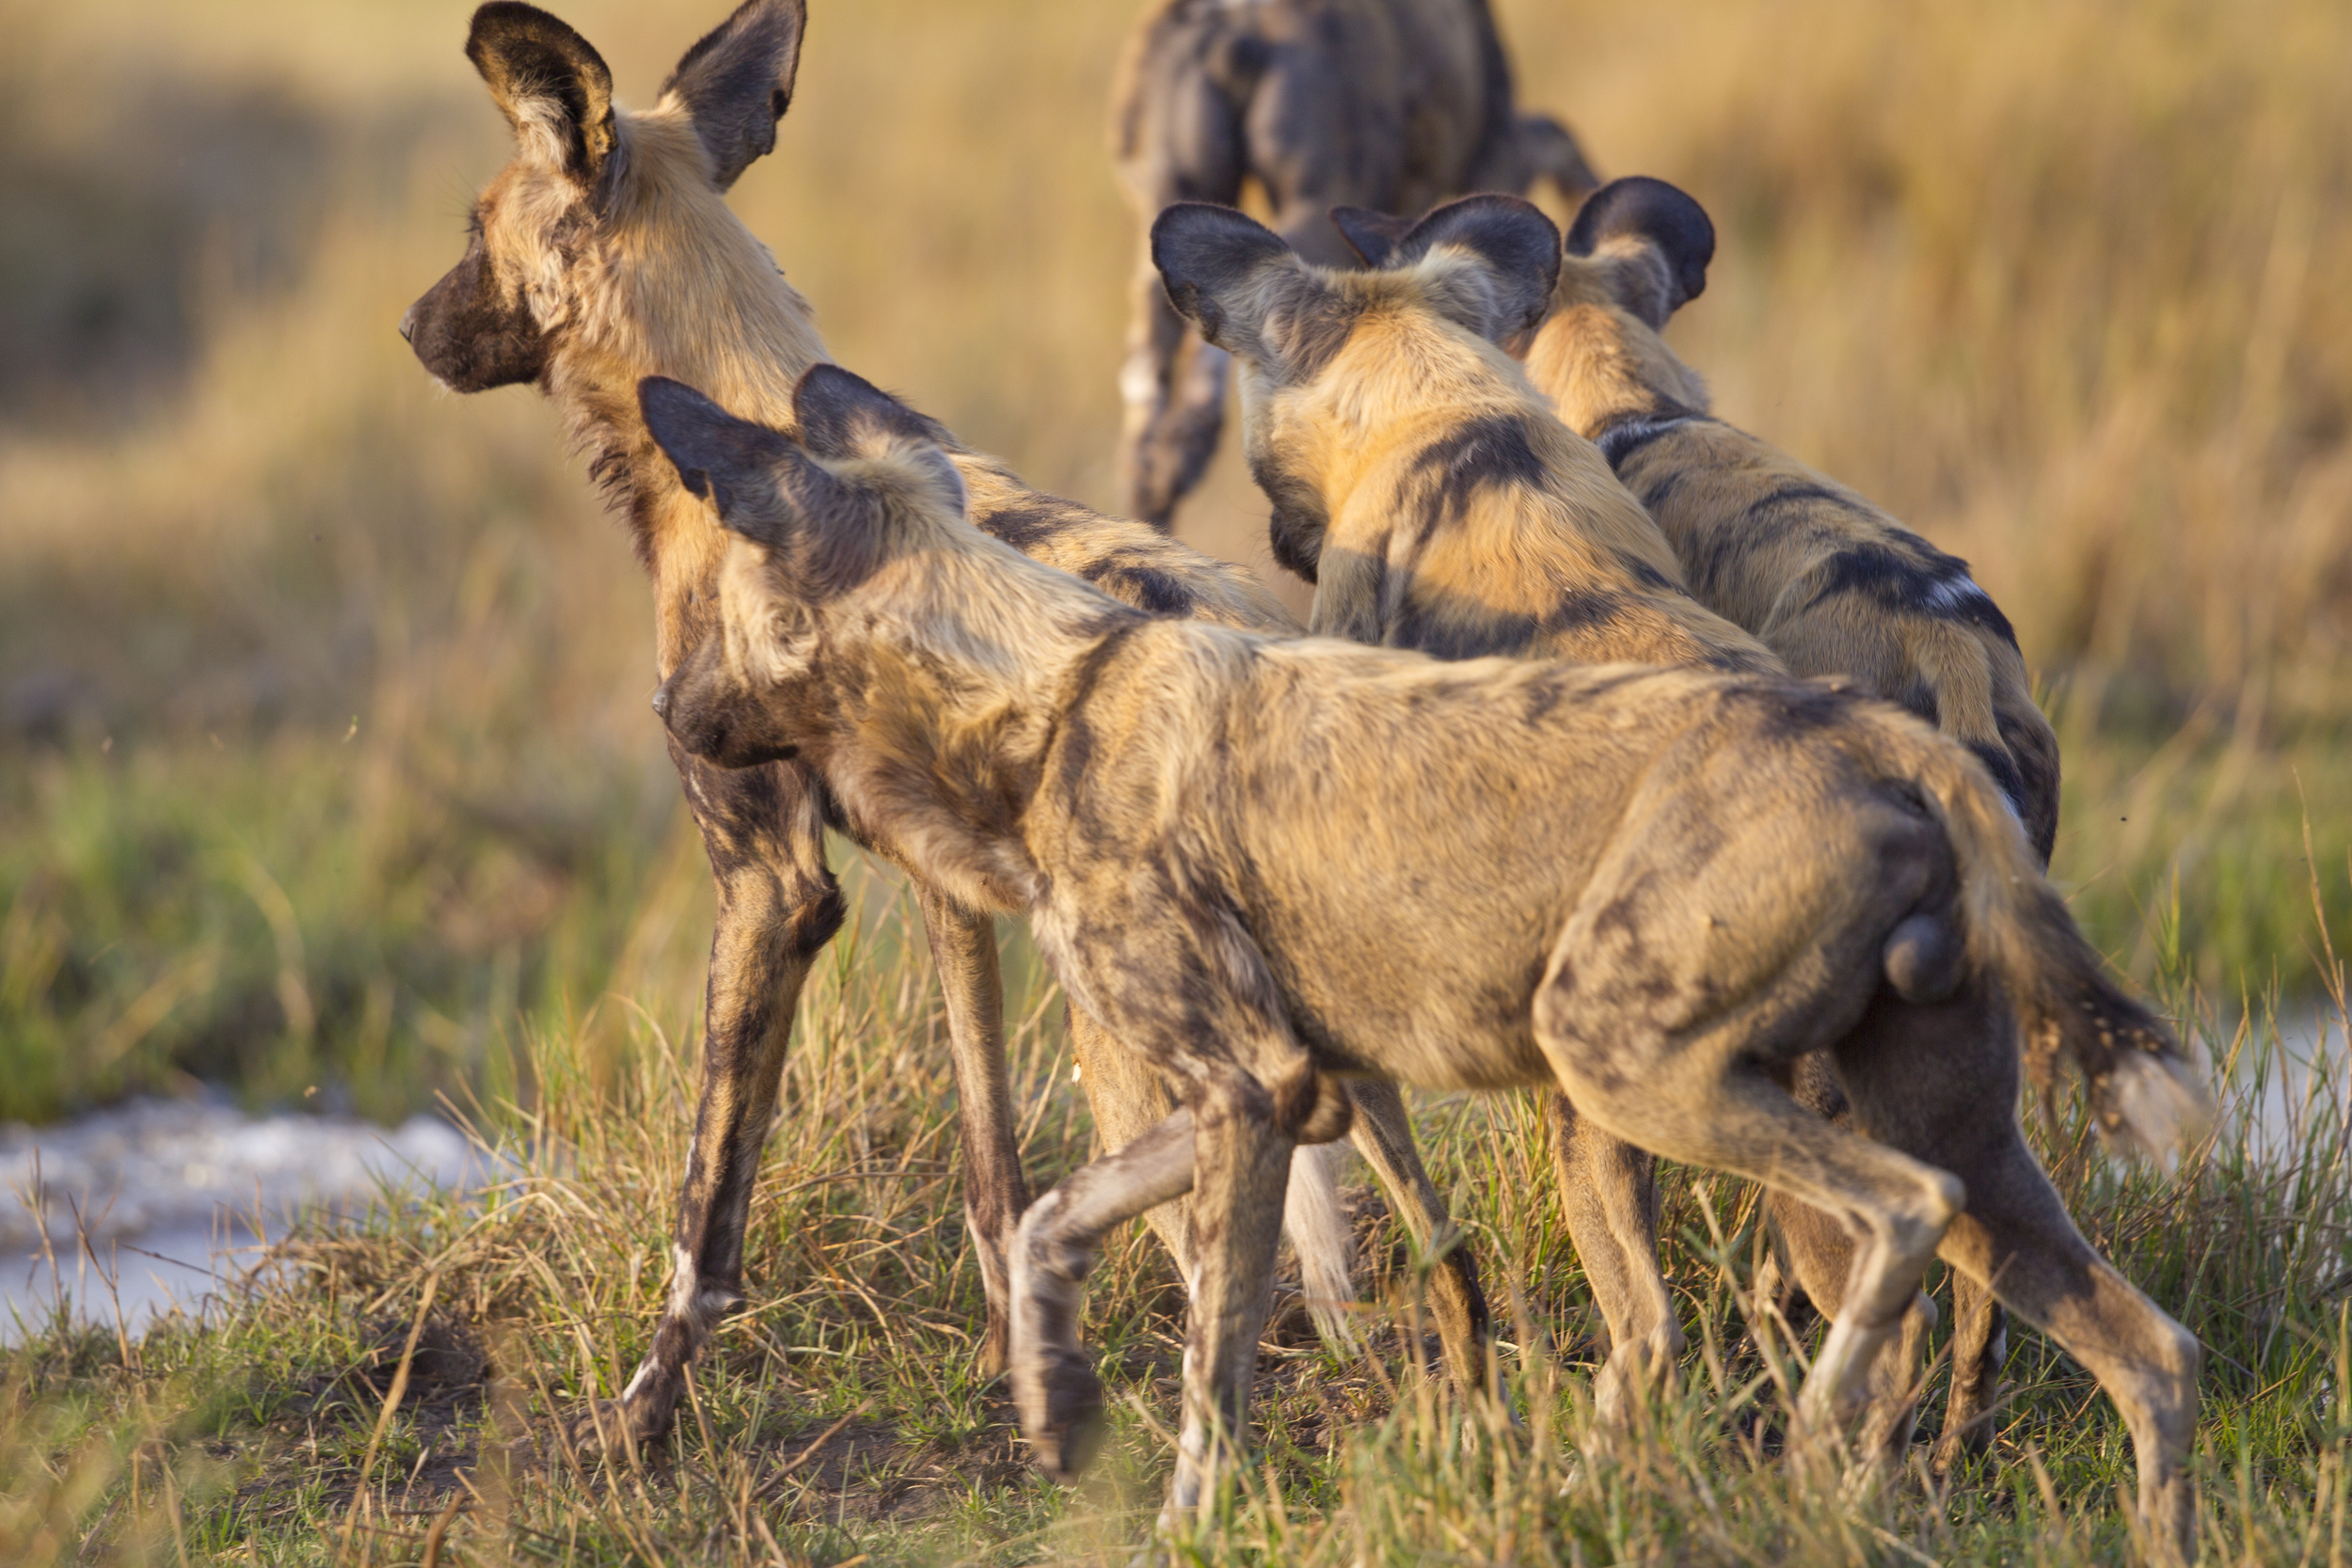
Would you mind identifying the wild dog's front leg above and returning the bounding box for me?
[1546,1091,1684,1422]
[914,883,1029,1379]
[1117,251,1231,531]
[612,751,844,1447]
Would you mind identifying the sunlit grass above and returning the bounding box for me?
[1,860,2347,1564]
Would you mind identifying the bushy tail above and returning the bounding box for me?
[1283,1143,1360,1354]
[1892,730,2214,1162]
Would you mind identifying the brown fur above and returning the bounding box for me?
[642,370,2207,1556]
[1523,177,2060,863]
[1109,0,1598,527]
[1519,178,2066,1464]
[400,0,1487,1447]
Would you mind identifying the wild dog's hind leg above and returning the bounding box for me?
[613,751,844,1447]
[1532,890,1964,1432]
[914,884,1029,1380]
[1764,1055,1942,1462]
[1834,991,2198,1560]
[1345,1079,1493,1389]
[1113,46,1244,529]
[1546,1091,1684,1422]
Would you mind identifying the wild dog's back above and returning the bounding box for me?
[1152,195,1778,675]
[1524,177,2060,856]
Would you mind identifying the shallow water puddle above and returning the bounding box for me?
[0,1096,505,1341]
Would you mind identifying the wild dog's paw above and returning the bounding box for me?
[565,1377,678,1460]
[1015,1343,1105,1482]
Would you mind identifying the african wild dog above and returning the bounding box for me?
[1111,0,1598,529]
[792,374,1498,1387]
[396,0,1483,1445]
[1380,173,2062,1465]
[640,364,2208,1556]
[1151,190,1849,1428]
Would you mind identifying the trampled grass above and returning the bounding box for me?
[1,859,2347,1565]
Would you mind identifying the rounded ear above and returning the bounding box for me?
[660,0,807,190]
[466,3,617,185]
[794,363,955,460]
[1385,193,1562,341]
[1151,202,1293,350]
[1565,177,1716,325]
[637,375,794,545]
[1328,205,1416,269]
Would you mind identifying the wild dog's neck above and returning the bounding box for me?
[809,540,1153,914]
[1522,294,1708,443]
[549,109,831,660]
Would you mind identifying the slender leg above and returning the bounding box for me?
[1163,1093,1294,1528]
[1117,265,1232,531]
[1778,1050,2006,1465]
[1534,1007,1964,1432]
[1345,1079,1492,1388]
[1069,1002,1197,1275]
[1826,992,2196,1559]
[1009,1109,1200,1480]
[612,749,844,1445]
[1934,1145,2198,1560]
[914,884,1028,1379]
[1932,1272,2008,1472]
[1547,1090,1684,1422]
[1111,56,1244,531]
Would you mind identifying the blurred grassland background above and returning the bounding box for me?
[1,0,2349,1129]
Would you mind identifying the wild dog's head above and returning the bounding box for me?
[1517,177,1717,429]
[1152,196,1561,581]
[642,369,967,769]
[400,0,809,394]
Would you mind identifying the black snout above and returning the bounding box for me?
[402,242,550,392]
[650,680,672,721]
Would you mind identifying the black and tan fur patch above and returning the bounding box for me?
[1154,195,1778,677]
[1524,177,2061,860]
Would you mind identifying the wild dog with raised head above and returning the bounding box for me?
[398,0,1354,1446]
[1152,190,1825,1424]
[642,365,2208,1556]
[1111,0,1598,528]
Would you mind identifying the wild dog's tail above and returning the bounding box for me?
[1283,1144,1360,1354]
[1884,725,2213,1161]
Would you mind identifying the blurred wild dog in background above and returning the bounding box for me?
[640,364,2208,1556]
[1110,0,1598,529]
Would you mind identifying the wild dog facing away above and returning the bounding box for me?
[1149,189,1950,1452]
[1369,173,2061,1468]
[1110,0,1598,529]
[641,364,2211,1557]
[396,0,1406,1449]
[791,375,1498,1386]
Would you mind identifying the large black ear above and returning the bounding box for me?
[1151,202,1294,351]
[794,363,956,460]
[467,3,617,185]
[660,0,807,190]
[1383,193,1562,341]
[638,376,796,546]
[1329,206,1416,269]
[1565,177,1715,325]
